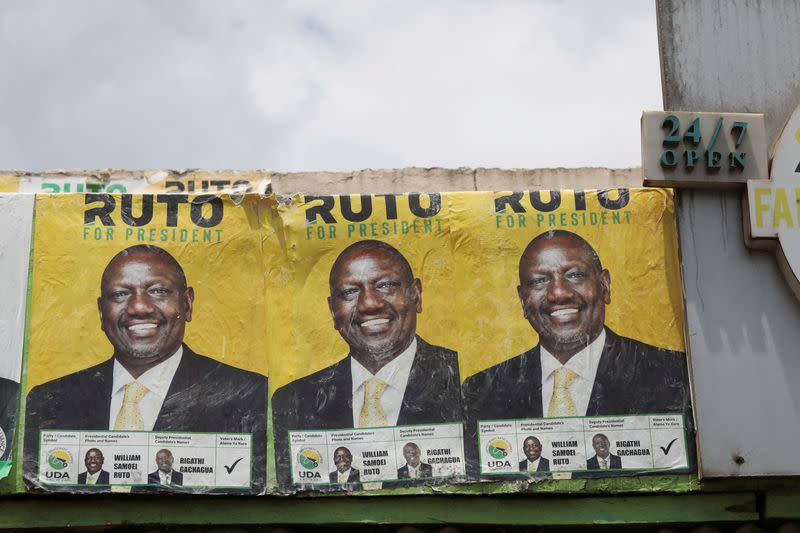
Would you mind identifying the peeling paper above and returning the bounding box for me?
[22,193,268,495]
[268,189,695,495]
[0,194,35,481]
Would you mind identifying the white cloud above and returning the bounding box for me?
[0,0,661,171]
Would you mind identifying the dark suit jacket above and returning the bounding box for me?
[398,462,433,479]
[462,328,693,478]
[518,457,550,473]
[77,469,110,485]
[587,454,621,470]
[24,345,267,493]
[272,336,462,491]
[0,377,19,462]
[328,468,361,490]
[148,469,183,485]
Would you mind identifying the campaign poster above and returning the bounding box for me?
[0,194,35,481]
[23,193,268,494]
[270,193,466,492]
[0,170,268,195]
[455,189,694,480]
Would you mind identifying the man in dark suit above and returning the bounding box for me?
[0,377,19,464]
[328,447,360,490]
[397,442,433,480]
[24,245,267,493]
[147,448,183,486]
[462,230,692,477]
[272,240,462,491]
[518,436,550,475]
[586,433,622,470]
[77,448,110,485]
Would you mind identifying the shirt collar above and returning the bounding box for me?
[351,337,417,392]
[112,345,184,398]
[540,329,606,381]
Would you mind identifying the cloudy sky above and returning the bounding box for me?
[0,1,662,172]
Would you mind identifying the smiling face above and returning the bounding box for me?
[98,251,193,375]
[592,434,610,459]
[328,244,421,371]
[84,448,104,474]
[522,436,542,462]
[333,447,353,473]
[517,233,610,363]
[403,443,421,468]
[156,449,174,473]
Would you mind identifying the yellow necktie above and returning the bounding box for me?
[358,377,389,427]
[338,471,347,485]
[114,381,149,430]
[528,462,536,474]
[87,474,95,484]
[547,367,578,417]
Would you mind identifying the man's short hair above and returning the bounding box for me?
[329,240,414,291]
[85,448,103,460]
[333,446,352,457]
[519,230,603,275]
[103,245,187,290]
[592,433,609,443]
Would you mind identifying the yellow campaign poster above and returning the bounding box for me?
[456,189,691,480]
[269,189,693,492]
[269,193,464,492]
[24,193,268,495]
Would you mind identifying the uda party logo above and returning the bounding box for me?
[297,448,323,480]
[44,448,73,481]
[485,437,513,468]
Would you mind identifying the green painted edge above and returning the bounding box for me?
[765,489,800,520]
[0,492,757,528]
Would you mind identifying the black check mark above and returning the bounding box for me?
[224,457,244,474]
[660,438,679,455]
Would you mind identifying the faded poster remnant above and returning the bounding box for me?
[0,194,35,481]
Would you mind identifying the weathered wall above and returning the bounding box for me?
[0,167,642,194]
[658,0,800,476]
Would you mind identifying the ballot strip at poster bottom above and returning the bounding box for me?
[39,430,252,488]
[478,414,688,475]
[289,423,465,486]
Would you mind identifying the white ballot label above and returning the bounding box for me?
[478,414,688,476]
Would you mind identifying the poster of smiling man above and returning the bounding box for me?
[23,193,268,494]
[270,193,466,492]
[455,189,694,480]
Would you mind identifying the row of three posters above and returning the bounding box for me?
[12,189,691,494]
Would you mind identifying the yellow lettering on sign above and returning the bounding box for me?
[754,188,772,229]
[773,188,794,228]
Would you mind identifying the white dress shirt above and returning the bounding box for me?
[596,455,610,469]
[85,472,98,484]
[158,470,173,485]
[407,464,419,478]
[540,329,606,417]
[337,468,353,484]
[350,338,417,427]
[109,346,183,431]
[525,458,542,472]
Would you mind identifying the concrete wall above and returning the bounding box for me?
[658,0,800,476]
[0,167,642,194]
